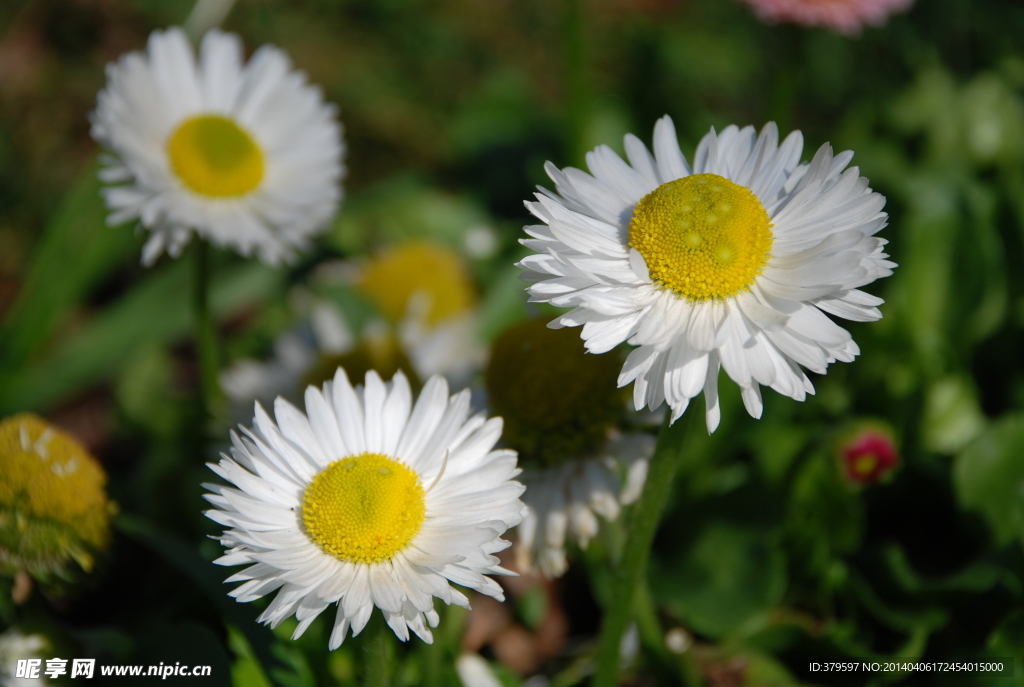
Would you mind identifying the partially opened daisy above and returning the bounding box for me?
[205,369,526,647]
[91,27,344,265]
[487,318,654,578]
[519,117,894,432]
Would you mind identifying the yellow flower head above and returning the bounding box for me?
[357,242,476,327]
[0,414,115,585]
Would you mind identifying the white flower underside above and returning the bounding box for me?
[91,27,344,265]
[518,117,895,432]
[205,370,526,648]
[516,432,654,578]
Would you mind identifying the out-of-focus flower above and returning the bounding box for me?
[739,0,913,35]
[487,318,654,578]
[838,422,898,484]
[91,27,344,265]
[0,629,48,687]
[518,117,894,432]
[220,301,419,426]
[455,653,503,687]
[206,369,526,647]
[358,242,486,386]
[0,414,115,596]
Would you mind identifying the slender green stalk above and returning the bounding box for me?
[564,0,590,167]
[593,410,695,687]
[364,612,391,687]
[422,627,442,687]
[193,241,220,421]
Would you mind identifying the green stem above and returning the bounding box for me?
[593,410,695,687]
[564,0,590,167]
[422,628,442,687]
[193,241,220,421]
[364,612,390,687]
[634,579,667,664]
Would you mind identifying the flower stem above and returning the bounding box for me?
[564,0,590,167]
[193,241,220,421]
[364,612,391,687]
[593,409,695,687]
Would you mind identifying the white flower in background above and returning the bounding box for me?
[220,301,354,420]
[519,117,894,432]
[91,27,344,265]
[455,653,503,687]
[0,629,47,687]
[357,242,486,388]
[206,369,526,646]
[219,300,424,428]
[486,318,654,579]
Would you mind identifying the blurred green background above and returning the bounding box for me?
[2,0,1024,685]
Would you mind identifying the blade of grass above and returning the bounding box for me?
[0,259,284,414]
[0,163,136,382]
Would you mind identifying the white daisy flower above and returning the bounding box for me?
[91,27,344,266]
[205,369,526,647]
[487,318,655,578]
[515,432,653,578]
[518,117,895,432]
[357,241,486,388]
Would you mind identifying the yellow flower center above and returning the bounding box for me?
[358,242,476,327]
[486,318,622,468]
[167,115,264,197]
[0,414,114,578]
[852,455,879,477]
[302,452,426,564]
[629,173,773,301]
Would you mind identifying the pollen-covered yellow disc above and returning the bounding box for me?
[167,115,264,197]
[0,413,114,579]
[629,173,773,301]
[302,452,426,563]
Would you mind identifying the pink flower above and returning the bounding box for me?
[839,426,898,485]
[740,0,914,34]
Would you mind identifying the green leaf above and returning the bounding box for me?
[922,375,987,455]
[954,412,1024,545]
[228,625,273,687]
[0,163,136,382]
[786,451,864,575]
[657,523,787,639]
[0,260,284,414]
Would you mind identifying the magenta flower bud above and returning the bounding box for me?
[839,424,898,485]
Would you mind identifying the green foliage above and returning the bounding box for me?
[954,413,1024,545]
[659,523,787,639]
[2,0,1024,686]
